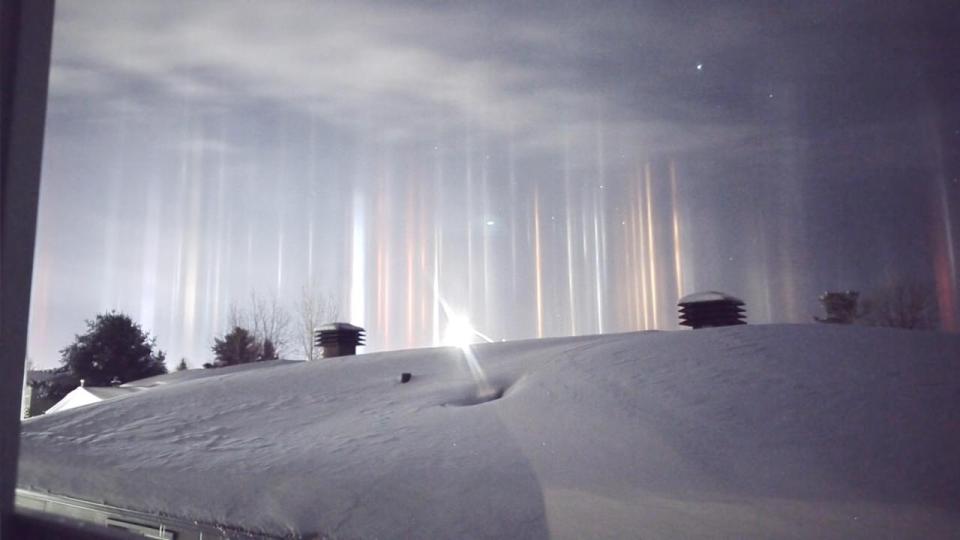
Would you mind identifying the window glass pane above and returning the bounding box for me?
[18,0,960,537]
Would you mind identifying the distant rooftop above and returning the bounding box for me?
[25,368,72,385]
[82,386,139,400]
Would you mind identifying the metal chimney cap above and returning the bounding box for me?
[315,322,366,358]
[678,291,744,306]
[678,290,747,329]
[317,322,365,332]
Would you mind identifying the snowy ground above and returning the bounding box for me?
[18,324,960,539]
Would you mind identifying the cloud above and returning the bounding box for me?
[50,0,768,160]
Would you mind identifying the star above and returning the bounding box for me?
[696,63,703,71]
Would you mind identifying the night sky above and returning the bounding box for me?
[28,0,960,368]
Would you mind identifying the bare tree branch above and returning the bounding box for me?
[227,302,244,331]
[860,280,938,330]
[226,292,293,358]
[297,285,339,361]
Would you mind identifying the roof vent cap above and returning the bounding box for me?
[678,291,747,329]
[314,322,366,358]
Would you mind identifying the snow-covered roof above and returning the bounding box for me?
[121,359,300,389]
[44,387,135,414]
[18,325,960,538]
[82,386,139,400]
[44,360,300,414]
[677,290,744,304]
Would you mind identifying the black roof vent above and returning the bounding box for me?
[678,291,746,329]
[314,322,366,358]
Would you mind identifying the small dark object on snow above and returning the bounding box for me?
[678,291,746,329]
[314,322,366,358]
[400,372,412,383]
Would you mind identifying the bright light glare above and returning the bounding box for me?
[443,314,477,349]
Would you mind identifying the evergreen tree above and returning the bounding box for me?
[260,338,278,361]
[60,312,168,386]
[211,326,260,367]
[176,358,188,371]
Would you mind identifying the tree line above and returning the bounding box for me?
[29,287,338,403]
[204,289,337,367]
[30,278,941,406]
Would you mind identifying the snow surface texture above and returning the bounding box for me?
[44,360,300,415]
[18,325,960,539]
[121,359,301,390]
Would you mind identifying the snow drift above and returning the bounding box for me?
[17,324,960,538]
